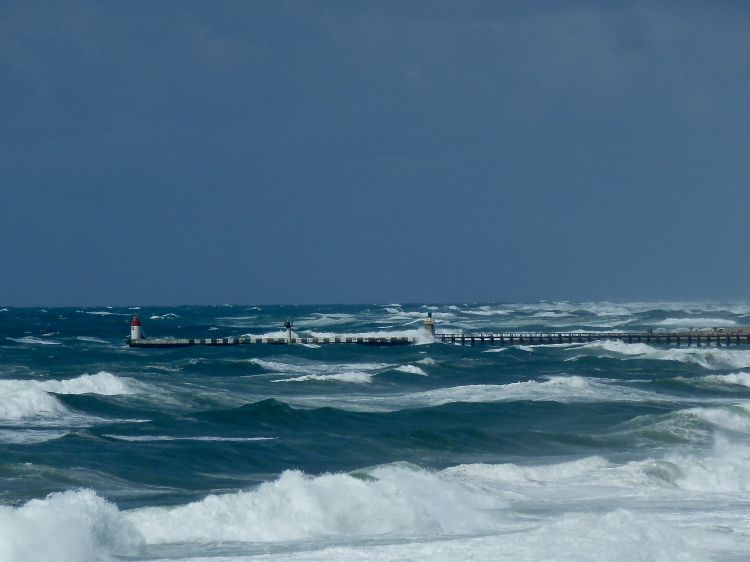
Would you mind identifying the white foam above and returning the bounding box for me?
[149,313,180,320]
[482,342,578,353]
[104,435,276,442]
[580,340,750,369]
[5,447,750,560]
[75,336,109,344]
[655,317,738,328]
[462,307,509,316]
[415,358,437,366]
[126,464,499,544]
[273,372,375,384]
[82,310,127,316]
[0,373,133,421]
[661,435,750,492]
[37,372,133,395]
[395,365,428,376]
[680,403,750,433]
[283,376,669,413]
[531,311,571,318]
[443,435,750,501]
[240,330,295,339]
[250,359,390,374]
[443,456,612,486]
[703,372,750,388]
[376,376,662,410]
[0,490,142,562]
[0,386,68,420]
[295,313,357,327]
[0,429,69,444]
[252,358,391,384]
[6,336,61,345]
[220,513,719,561]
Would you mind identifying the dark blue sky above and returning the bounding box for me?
[2,1,749,306]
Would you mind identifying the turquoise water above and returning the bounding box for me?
[3,303,750,560]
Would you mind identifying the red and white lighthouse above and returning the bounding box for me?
[130,316,143,341]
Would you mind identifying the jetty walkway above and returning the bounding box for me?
[127,314,750,348]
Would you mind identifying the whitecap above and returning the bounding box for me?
[0,429,69,444]
[250,358,390,374]
[82,310,127,316]
[580,340,750,370]
[126,464,498,543]
[702,372,750,388]
[75,336,109,344]
[273,372,374,384]
[104,435,276,442]
[149,313,180,320]
[0,372,134,422]
[654,317,738,328]
[6,336,61,346]
[0,490,143,561]
[395,365,428,376]
[416,357,438,366]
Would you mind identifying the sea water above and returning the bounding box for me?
[2,303,750,561]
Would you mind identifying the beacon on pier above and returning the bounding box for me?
[130,316,143,341]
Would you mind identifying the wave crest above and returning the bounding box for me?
[127,464,498,543]
[0,490,142,562]
[0,372,133,421]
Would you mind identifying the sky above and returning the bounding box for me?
[1,1,749,306]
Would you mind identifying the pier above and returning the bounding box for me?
[433,332,750,346]
[129,335,416,348]
[127,314,750,348]
[128,317,415,347]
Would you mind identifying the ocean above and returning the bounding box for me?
[2,302,750,561]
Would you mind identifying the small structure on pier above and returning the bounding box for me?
[130,316,143,341]
[284,318,293,344]
[424,312,436,338]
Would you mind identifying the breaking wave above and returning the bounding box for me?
[395,365,428,376]
[6,336,61,345]
[128,463,497,544]
[702,372,750,388]
[273,372,375,384]
[654,317,738,328]
[0,463,500,561]
[0,372,133,421]
[3,450,743,561]
[0,490,142,562]
[356,376,668,412]
[579,340,750,369]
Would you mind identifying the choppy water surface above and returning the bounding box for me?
[3,302,750,561]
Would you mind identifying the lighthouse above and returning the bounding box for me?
[130,316,144,341]
[424,312,436,338]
